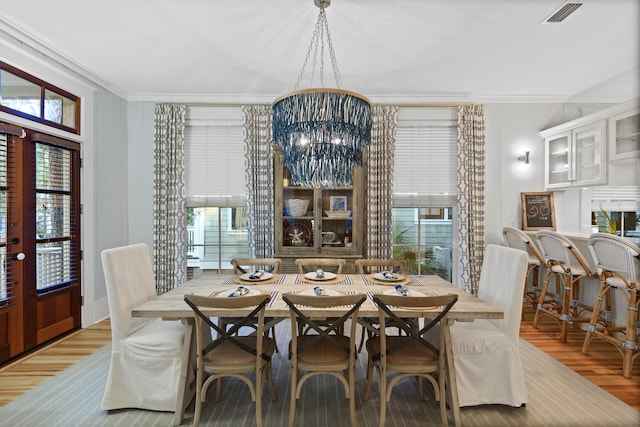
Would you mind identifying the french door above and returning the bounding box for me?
[0,122,81,365]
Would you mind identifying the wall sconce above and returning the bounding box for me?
[517,150,530,165]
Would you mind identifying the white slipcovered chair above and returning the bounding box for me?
[449,244,529,407]
[101,243,189,412]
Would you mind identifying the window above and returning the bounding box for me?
[0,62,80,134]
[591,186,640,241]
[35,140,78,290]
[392,107,457,280]
[184,106,248,272]
[187,207,249,272]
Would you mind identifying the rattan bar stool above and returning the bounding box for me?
[503,226,546,313]
[533,230,603,342]
[582,233,640,378]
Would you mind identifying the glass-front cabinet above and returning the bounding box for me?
[273,147,363,273]
[609,108,640,161]
[544,120,606,189]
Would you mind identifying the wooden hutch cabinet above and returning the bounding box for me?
[273,147,364,273]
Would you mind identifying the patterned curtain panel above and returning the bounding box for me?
[456,105,485,295]
[243,105,275,258]
[153,104,187,294]
[365,105,398,259]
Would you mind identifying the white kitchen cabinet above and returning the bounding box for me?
[543,120,607,189]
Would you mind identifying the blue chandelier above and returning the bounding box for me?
[272,0,372,189]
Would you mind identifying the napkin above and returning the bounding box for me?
[314,286,327,296]
[395,284,409,296]
[382,271,398,280]
[229,286,250,297]
[249,269,265,280]
[315,269,325,279]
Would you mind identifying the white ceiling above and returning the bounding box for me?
[0,0,638,103]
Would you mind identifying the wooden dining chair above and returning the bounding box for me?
[295,258,346,274]
[582,233,640,378]
[184,293,277,427]
[354,258,411,352]
[231,258,281,274]
[355,258,406,275]
[282,292,366,427]
[225,257,282,351]
[364,293,458,427]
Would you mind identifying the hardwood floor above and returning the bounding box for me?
[0,312,638,412]
[0,318,111,407]
[520,308,640,411]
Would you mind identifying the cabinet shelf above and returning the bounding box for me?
[616,133,639,142]
[274,147,363,273]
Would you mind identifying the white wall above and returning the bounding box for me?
[90,89,129,324]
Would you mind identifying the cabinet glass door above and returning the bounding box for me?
[546,133,570,187]
[573,122,606,185]
[610,110,640,160]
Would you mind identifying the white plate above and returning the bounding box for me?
[298,288,344,296]
[383,288,426,297]
[239,272,274,282]
[213,287,263,298]
[304,271,337,281]
[372,272,405,282]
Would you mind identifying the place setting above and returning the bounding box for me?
[362,270,422,286]
[295,268,351,285]
[231,269,283,285]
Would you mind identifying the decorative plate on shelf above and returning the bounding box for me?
[285,223,311,246]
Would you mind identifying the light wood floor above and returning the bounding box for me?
[0,312,638,411]
[0,318,112,407]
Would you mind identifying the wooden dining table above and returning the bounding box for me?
[132,272,504,426]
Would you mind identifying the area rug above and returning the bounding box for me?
[0,324,638,427]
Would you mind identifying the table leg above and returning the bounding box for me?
[443,320,461,427]
[174,319,196,425]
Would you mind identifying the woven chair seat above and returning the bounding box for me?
[366,336,436,366]
[295,335,350,364]
[205,337,276,369]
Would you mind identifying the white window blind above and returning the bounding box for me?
[393,107,457,206]
[184,106,246,207]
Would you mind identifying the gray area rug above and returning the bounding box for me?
[1,321,638,427]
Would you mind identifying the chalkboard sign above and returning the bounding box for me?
[521,192,556,231]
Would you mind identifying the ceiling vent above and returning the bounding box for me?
[542,2,583,23]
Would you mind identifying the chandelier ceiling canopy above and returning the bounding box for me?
[272,0,372,189]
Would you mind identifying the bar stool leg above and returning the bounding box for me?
[533,269,554,328]
[582,280,608,355]
[622,287,639,379]
[559,273,572,343]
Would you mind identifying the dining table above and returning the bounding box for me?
[132,272,504,426]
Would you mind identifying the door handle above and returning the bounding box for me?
[12,253,25,261]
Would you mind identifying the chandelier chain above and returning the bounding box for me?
[294,6,342,91]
